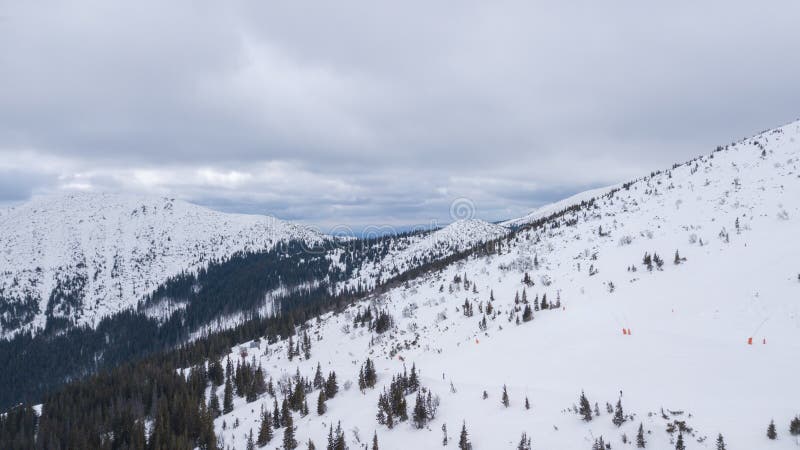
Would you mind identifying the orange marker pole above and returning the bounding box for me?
[747,337,753,345]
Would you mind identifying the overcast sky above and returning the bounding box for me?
[1,0,799,230]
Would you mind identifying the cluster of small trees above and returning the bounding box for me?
[287,331,313,361]
[767,415,800,440]
[353,307,394,334]
[358,358,378,390]
[246,365,339,449]
[375,365,422,428]
[642,252,664,271]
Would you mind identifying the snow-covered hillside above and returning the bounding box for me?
[0,193,326,337]
[202,120,800,449]
[500,185,616,228]
[342,219,509,290]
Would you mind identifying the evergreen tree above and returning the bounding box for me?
[715,433,726,450]
[325,372,339,399]
[413,392,428,429]
[313,363,325,389]
[578,390,592,421]
[273,398,282,428]
[283,411,298,449]
[307,439,316,450]
[636,423,646,448]
[327,425,335,450]
[592,436,606,450]
[675,432,685,450]
[790,415,800,436]
[767,419,777,440]
[458,421,471,450]
[517,432,532,450]
[257,410,273,446]
[246,429,255,450]
[522,304,533,322]
[333,421,346,450]
[223,376,234,414]
[612,399,625,427]
[253,365,267,396]
[372,431,379,450]
[409,363,419,392]
[209,388,221,417]
[282,398,291,426]
[442,423,448,446]
[525,396,530,410]
[502,385,510,407]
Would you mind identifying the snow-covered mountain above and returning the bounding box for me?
[0,192,327,338]
[201,120,800,449]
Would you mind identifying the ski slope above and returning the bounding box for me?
[204,120,800,449]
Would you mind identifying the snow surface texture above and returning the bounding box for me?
[204,120,800,449]
[0,193,326,337]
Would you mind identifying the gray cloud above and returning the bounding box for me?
[1,0,799,229]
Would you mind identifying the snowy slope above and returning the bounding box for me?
[0,192,326,337]
[341,219,509,290]
[500,185,617,228]
[202,120,800,449]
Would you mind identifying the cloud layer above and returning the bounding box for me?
[1,0,799,229]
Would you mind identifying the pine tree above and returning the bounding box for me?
[593,436,606,450]
[715,433,726,450]
[636,423,646,448]
[791,415,800,436]
[325,372,339,399]
[413,392,428,429]
[578,390,592,421]
[522,304,533,322]
[223,376,234,414]
[442,423,448,446]
[612,399,625,426]
[283,412,298,449]
[675,432,685,450]
[517,432,532,450]
[313,363,324,389]
[372,431,379,450]
[307,439,316,450]
[257,410,273,446]
[767,419,777,440]
[408,363,419,392]
[273,398,282,428]
[502,385,510,407]
[246,429,256,450]
[333,422,346,450]
[458,421,471,450]
[209,388,221,417]
[525,396,530,410]
[317,390,327,415]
